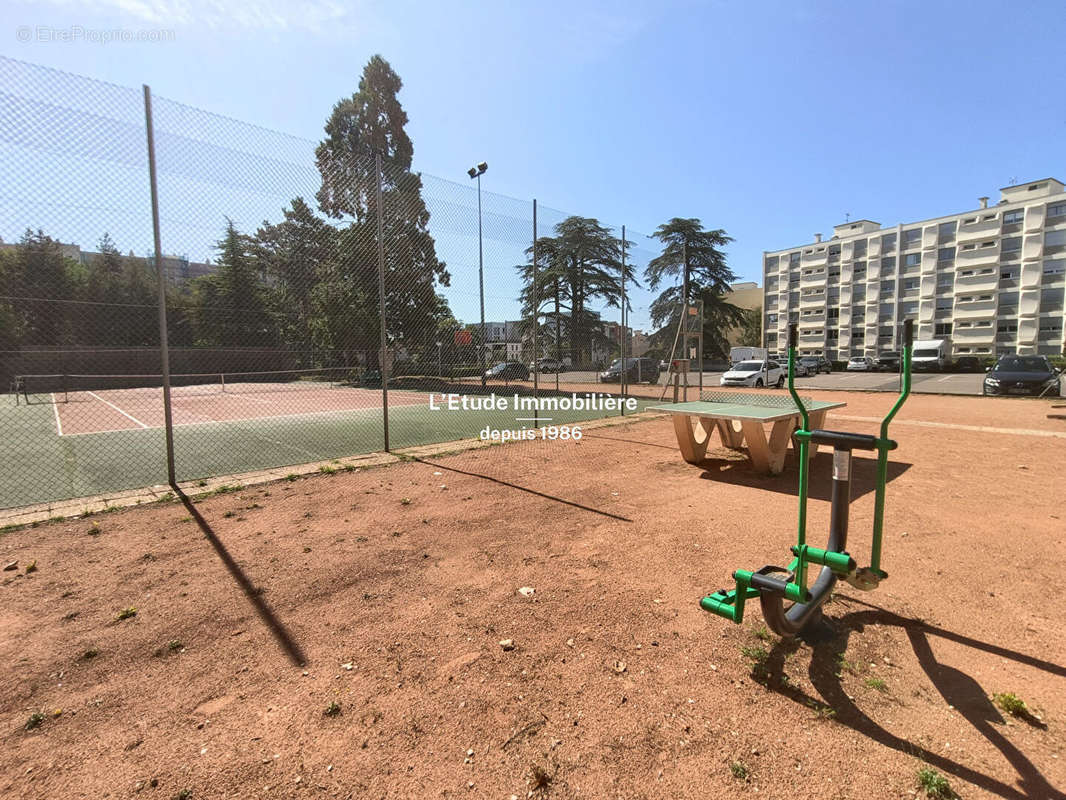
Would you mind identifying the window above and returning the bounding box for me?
[1000,267,1019,280]
[938,221,957,238]
[999,291,1019,305]
[935,323,952,336]
[827,307,840,319]
[790,251,801,265]
[901,301,918,315]
[881,233,897,252]
[938,247,955,262]
[904,253,921,267]
[853,285,866,300]
[980,241,996,248]
[1028,183,1047,191]
[853,261,867,274]
[936,297,953,310]
[767,313,778,325]
[1048,203,1066,219]
[882,257,896,270]
[1043,260,1065,277]
[852,240,867,258]
[903,278,920,290]
[963,217,978,225]
[1046,230,1066,248]
[937,274,954,288]
[997,321,1017,333]
[827,329,839,340]
[976,320,992,328]
[852,330,864,341]
[1041,287,1065,311]
[1002,210,1023,225]
[903,229,922,248]
[1001,236,1022,253]
[881,280,895,296]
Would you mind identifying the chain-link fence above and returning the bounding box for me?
[0,55,702,512]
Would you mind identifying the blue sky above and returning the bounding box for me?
[3,0,1065,331]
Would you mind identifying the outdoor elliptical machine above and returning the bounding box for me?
[700,320,913,637]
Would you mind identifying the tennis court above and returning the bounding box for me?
[1,371,660,510]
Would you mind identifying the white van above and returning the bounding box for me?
[911,339,951,372]
[729,346,768,365]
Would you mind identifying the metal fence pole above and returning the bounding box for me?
[375,150,389,452]
[143,84,176,486]
[532,199,538,426]
[620,225,626,415]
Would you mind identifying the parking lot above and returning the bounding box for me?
[550,369,1065,397]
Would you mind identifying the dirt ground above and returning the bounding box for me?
[2,390,1064,799]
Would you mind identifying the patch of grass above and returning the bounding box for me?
[865,677,888,692]
[916,767,957,799]
[285,474,299,482]
[25,560,37,574]
[175,789,192,800]
[993,692,1028,717]
[81,648,99,660]
[740,645,768,664]
[835,653,862,676]
[157,492,176,503]
[400,497,412,505]
[25,712,45,730]
[319,465,338,475]
[116,607,137,621]
[88,521,101,536]
[729,760,749,781]
[197,479,208,487]
[168,640,183,652]
[752,625,771,641]
[324,700,342,717]
[342,464,357,472]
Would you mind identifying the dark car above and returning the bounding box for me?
[484,361,530,382]
[983,355,1061,397]
[599,357,659,384]
[875,351,901,372]
[954,356,983,373]
[799,356,832,374]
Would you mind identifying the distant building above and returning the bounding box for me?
[722,281,763,347]
[762,177,1066,359]
[0,239,213,284]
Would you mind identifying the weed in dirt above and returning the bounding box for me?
[285,474,299,482]
[740,645,768,664]
[529,762,554,792]
[401,497,412,505]
[319,465,337,475]
[81,648,99,660]
[343,465,357,472]
[222,511,236,518]
[730,761,750,781]
[25,712,45,730]
[197,479,207,487]
[116,607,137,621]
[246,503,262,510]
[355,536,368,543]
[752,625,771,641]
[142,553,155,562]
[835,653,862,676]
[865,677,888,692]
[25,560,37,574]
[916,767,957,799]
[88,521,101,536]
[324,701,342,717]
[62,611,79,622]
[993,692,1027,716]
[174,789,192,800]
[168,640,183,652]
[157,492,176,503]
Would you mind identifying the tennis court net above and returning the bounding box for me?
[13,368,355,404]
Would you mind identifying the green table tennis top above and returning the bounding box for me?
[649,397,845,423]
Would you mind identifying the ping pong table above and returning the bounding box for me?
[648,391,846,475]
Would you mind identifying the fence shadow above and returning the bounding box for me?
[176,488,307,667]
[751,596,1064,800]
[414,458,632,522]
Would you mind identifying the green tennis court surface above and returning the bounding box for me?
[0,389,661,510]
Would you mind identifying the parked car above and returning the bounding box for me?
[792,360,811,377]
[875,351,901,372]
[719,359,784,388]
[599,357,659,384]
[799,356,832,374]
[847,356,877,372]
[484,361,530,382]
[954,356,983,373]
[531,357,566,373]
[983,355,1061,397]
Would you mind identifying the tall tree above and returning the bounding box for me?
[7,229,84,346]
[737,306,763,347]
[645,218,744,361]
[191,220,275,348]
[313,55,450,368]
[254,197,338,363]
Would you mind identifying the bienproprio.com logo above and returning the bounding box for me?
[16,25,176,44]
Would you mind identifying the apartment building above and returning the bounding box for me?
[761,178,1066,360]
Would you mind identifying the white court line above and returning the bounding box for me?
[86,391,149,429]
[937,375,955,382]
[835,414,1066,439]
[51,393,63,436]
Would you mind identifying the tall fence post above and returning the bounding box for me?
[620,224,626,414]
[375,150,389,452]
[532,199,538,426]
[143,84,176,486]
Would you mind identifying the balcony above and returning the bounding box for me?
[956,243,999,266]
[800,269,827,287]
[957,215,1001,240]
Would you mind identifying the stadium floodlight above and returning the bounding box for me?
[468,161,489,384]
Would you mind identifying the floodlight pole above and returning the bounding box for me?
[469,163,488,386]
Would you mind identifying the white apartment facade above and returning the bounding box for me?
[761,178,1066,360]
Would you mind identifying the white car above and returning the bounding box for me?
[846,356,876,371]
[720,359,784,388]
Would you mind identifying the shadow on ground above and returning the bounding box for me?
[176,487,307,667]
[753,596,1064,800]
